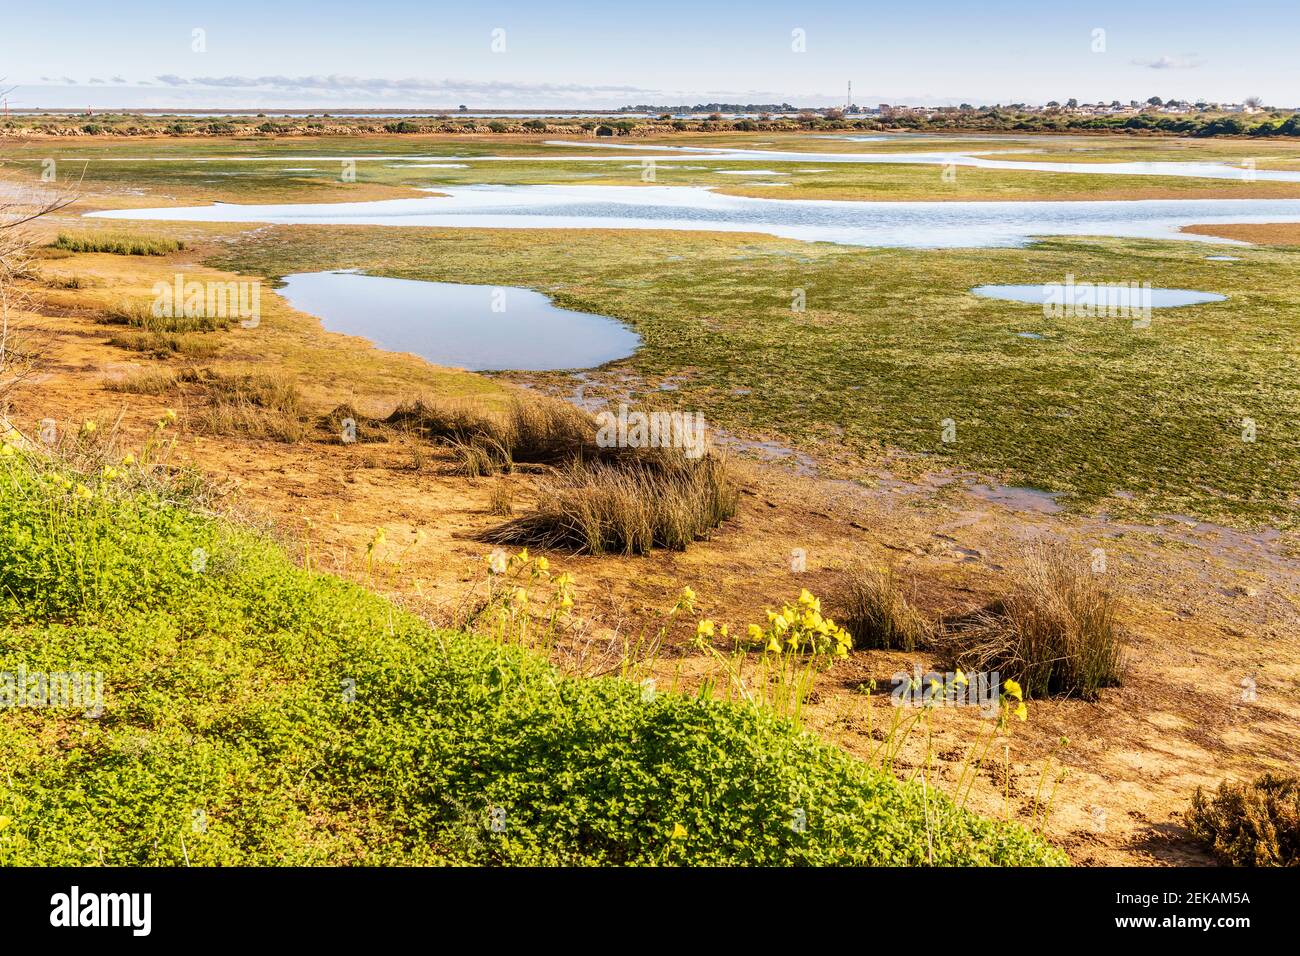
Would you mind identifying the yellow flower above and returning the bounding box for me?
[510,587,528,607]
[747,623,764,642]
[718,623,729,639]
[1014,702,1028,722]
[954,669,968,687]
[675,586,696,612]
[121,452,136,466]
[163,409,177,424]
[671,823,687,840]
[534,556,549,574]
[0,445,13,459]
[0,815,10,831]
[696,619,715,639]
[101,466,119,481]
[80,420,97,435]
[766,635,782,653]
[74,483,92,500]
[1004,679,1023,701]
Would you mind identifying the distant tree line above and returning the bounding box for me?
[6,107,1300,139]
[888,109,1300,138]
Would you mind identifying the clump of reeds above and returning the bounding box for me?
[53,231,184,256]
[834,563,931,651]
[488,481,514,517]
[939,544,1124,700]
[100,299,233,334]
[106,329,221,359]
[485,453,737,555]
[190,372,305,443]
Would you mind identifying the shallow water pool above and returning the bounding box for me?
[972,284,1227,308]
[277,271,640,372]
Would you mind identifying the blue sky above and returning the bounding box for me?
[3,0,1297,109]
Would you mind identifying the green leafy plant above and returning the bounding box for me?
[0,444,1066,866]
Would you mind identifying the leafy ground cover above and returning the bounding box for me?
[0,444,1065,865]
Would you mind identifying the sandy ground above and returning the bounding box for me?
[1181,222,1300,245]
[7,209,1299,867]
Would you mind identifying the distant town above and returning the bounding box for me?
[621,97,1276,118]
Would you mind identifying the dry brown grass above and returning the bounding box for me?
[386,394,590,466]
[52,231,184,256]
[488,481,514,517]
[106,329,221,359]
[190,372,306,443]
[939,544,1124,700]
[42,273,98,290]
[1187,773,1300,867]
[104,367,183,395]
[385,397,494,445]
[485,454,738,555]
[450,436,514,476]
[834,563,931,651]
[101,299,234,334]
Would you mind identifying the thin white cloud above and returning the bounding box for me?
[140,74,654,97]
[1133,55,1203,70]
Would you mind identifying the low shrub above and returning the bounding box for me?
[1186,773,1300,866]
